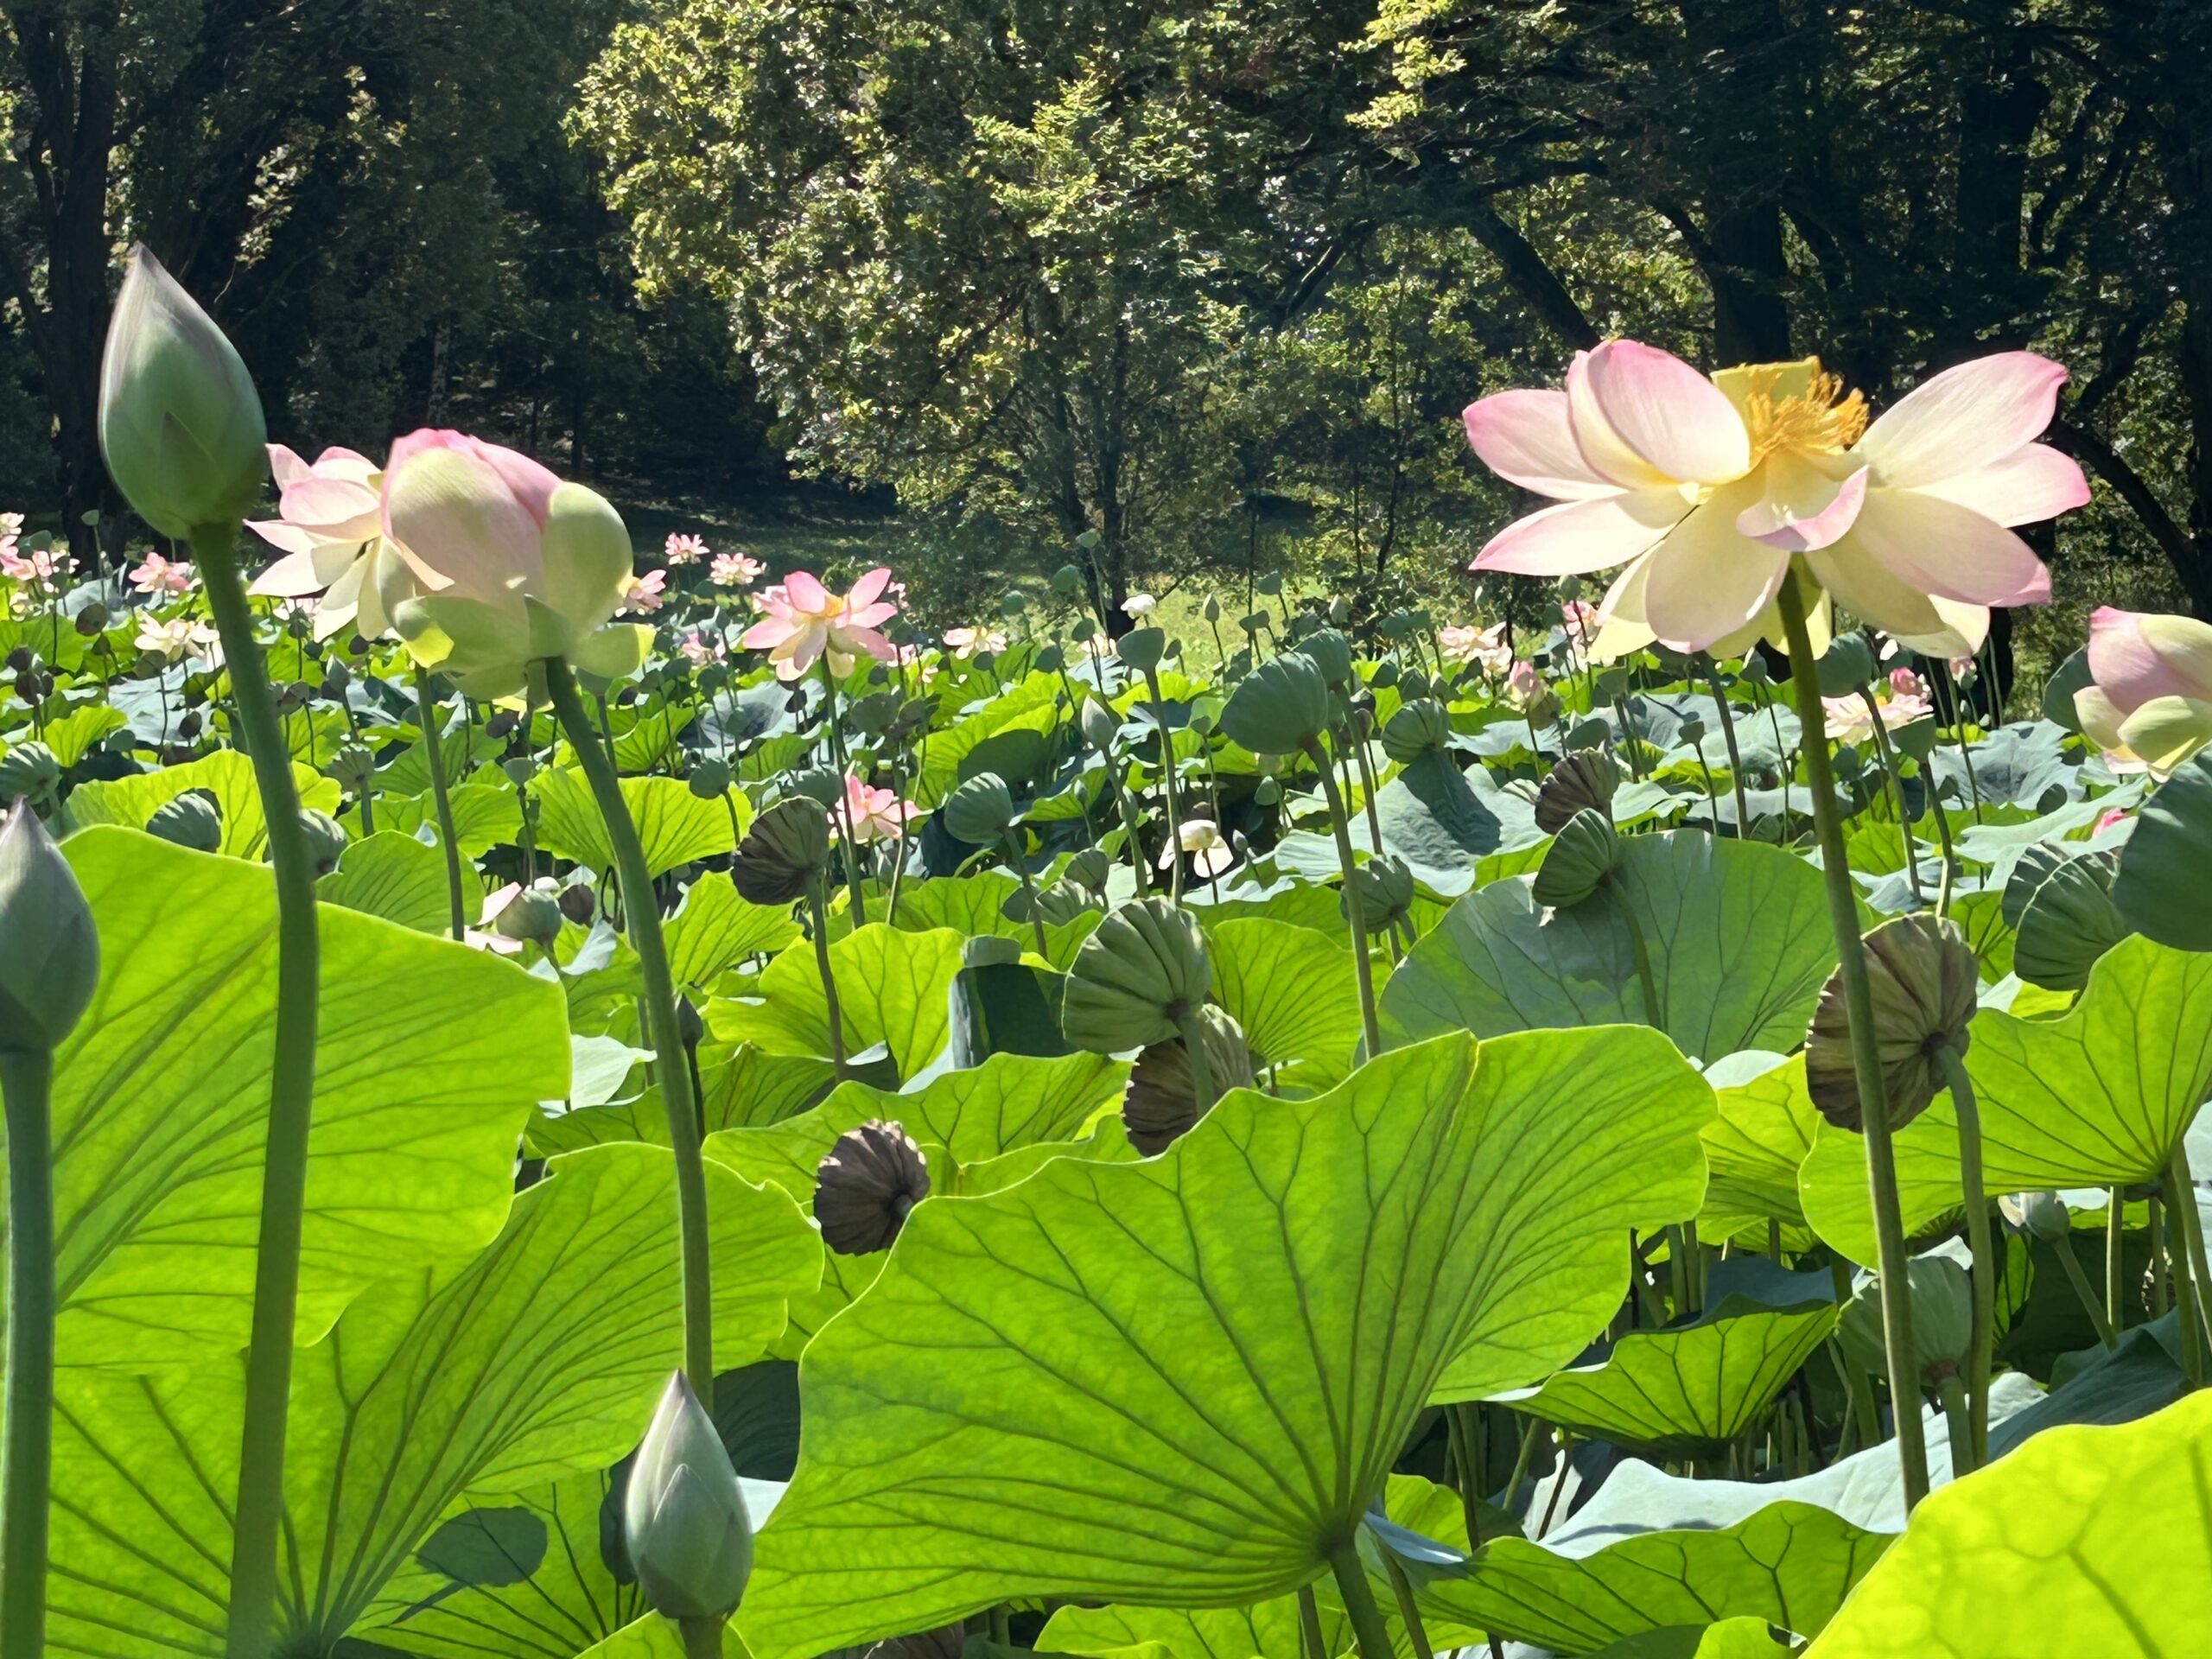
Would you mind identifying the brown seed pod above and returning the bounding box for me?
[814,1119,932,1255]
[1805,912,1979,1131]
[1122,1006,1255,1154]
[1534,749,1621,835]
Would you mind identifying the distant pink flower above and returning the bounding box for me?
[130,550,195,594]
[1,544,67,590]
[944,626,1007,658]
[739,567,900,680]
[2095,807,2132,836]
[677,629,719,666]
[135,613,218,663]
[1948,654,1979,685]
[1560,599,1599,649]
[1825,685,1933,744]
[1888,666,1928,700]
[710,551,764,588]
[246,443,413,640]
[842,773,916,842]
[665,532,709,566]
[620,568,667,614]
[1504,660,1544,706]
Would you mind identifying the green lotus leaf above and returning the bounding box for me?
[734,1027,1712,1658]
[379,779,526,856]
[529,1043,833,1155]
[913,673,1063,806]
[1591,1620,1795,1657]
[1698,1052,1820,1248]
[1799,935,2212,1262]
[706,924,965,1079]
[46,1143,821,1656]
[41,702,126,767]
[1209,917,1376,1091]
[666,874,803,988]
[319,827,486,934]
[2113,748,2212,951]
[535,765,751,878]
[1380,832,1840,1064]
[1802,1392,2212,1656]
[66,748,342,857]
[1041,1597,1357,1659]
[2011,850,2126,991]
[29,827,567,1367]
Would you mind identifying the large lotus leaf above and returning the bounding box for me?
[913,673,1063,805]
[534,765,750,878]
[1799,935,2212,1261]
[1380,1474,1883,1657]
[1929,721,2082,812]
[45,1144,820,1656]
[1494,1295,1838,1458]
[1365,749,1544,892]
[1379,832,1838,1065]
[666,874,802,988]
[529,1044,835,1156]
[1698,1052,1820,1248]
[1592,1622,1794,1658]
[734,1028,1713,1658]
[65,748,342,856]
[1947,887,2017,982]
[22,828,567,1368]
[1802,1392,2212,1657]
[379,779,526,856]
[1210,917,1375,1090]
[707,924,965,1078]
[1040,1597,1356,1659]
[319,827,486,934]
[879,871,1097,969]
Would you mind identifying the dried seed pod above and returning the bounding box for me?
[1123,1005,1255,1154]
[1534,750,1622,835]
[814,1119,932,1255]
[1804,912,1979,1131]
[731,797,831,906]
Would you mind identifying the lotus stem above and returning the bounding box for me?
[1295,1588,1329,1659]
[1141,669,1185,903]
[1701,660,1754,836]
[1934,1373,1975,1479]
[416,671,467,942]
[2168,1147,2212,1385]
[1303,736,1382,1058]
[806,874,848,1070]
[544,657,715,1403]
[2150,1192,2169,1317]
[1,1047,54,1659]
[1328,1538,1397,1659]
[1776,575,1930,1511]
[1005,830,1050,957]
[1382,1552,1437,1659]
[1935,1046,1993,1463]
[2108,1188,2128,1333]
[195,524,325,1659]
[2053,1230,2118,1351]
[817,661,869,925]
[1859,693,1925,910]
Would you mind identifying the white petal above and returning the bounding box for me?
[1581,339,1753,485]
[1637,485,1790,652]
[1847,488,2050,607]
[1472,490,1686,576]
[1855,353,2069,487]
[1913,443,2088,527]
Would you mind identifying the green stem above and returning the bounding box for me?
[1382,1553,1437,1659]
[543,658,715,1402]
[2151,1192,2170,1318]
[1776,575,1929,1510]
[2108,1187,2128,1334]
[1143,669,1184,904]
[1859,692,1924,910]
[2170,1146,2212,1383]
[1701,661,1753,836]
[1178,1010,1217,1117]
[806,877,847,1069]
[1,1047,54,1659]
[416,671,467,942]
[1295,1587,1329,1659]
[1305,738,1382,1058]
[1007,830,1050,957]
[1936,1045,1993,1463]
[197,524,324,1659]
[817,661,868,925]
[1935,1373,1976,1479]
[2054,1232,2119,1351]
[1327,1539,1396,1659]
[677,1618,724,1659]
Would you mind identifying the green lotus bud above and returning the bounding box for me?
[1381,698,1452,765]
[1531,808,1619,909]
[1116,626,1165,675]
[1805,912,1979,1131]
[688,757,732,799]
[98,245,269,539]
[1343,854,1415,935]
[1065,848,1111,893]
[1298,629,1354,690]
[492,885,564,953]
[1201,592,1222,623]
[1535,750,1622,835]
[297,808,348,876]
[1061,896,1211,1052]
[815,1119,932,1255]
[0,802,100,1051]
[2012,851,2126,992]
[1999,1190,2072,1243]
[1080,698,1121,751]
[1253,772,1282,808]
[147,789,223,852]
[1838,1255,1974,1384]
[1400,668,1432,701]
[1219,652,1332,756]
[1815,633,1878,696]
[944,772,1016,845]
[731,797,831,906]
[329,744,376,794]
[623,1371,754,1620]
[0,741,62,814]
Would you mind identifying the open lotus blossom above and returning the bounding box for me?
[136,613,219,663]
[1560,598,1599,650]
[677,629,720,666]
[247,443,422,641]
[739,567,899,680]
[620,569,667,614]
[710,550,764,588]
[1463,342,2088,659]
[1889,665,1928,700]
[1122,593,1158,618]
[1440,620,1513,677]
[943,626,1007,658]
[128,550,194,594]
[842,774,916,842]
[0,545,67,591]
[1825,680,1933,745]
[2073,607,2212,777]
[1160,817,1234,879]
[664,532,709,565]
[1504,660,1544,707]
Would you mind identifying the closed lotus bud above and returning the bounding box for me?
[1220,652,1332,756]
[75,601,110,637]
[147,789,223,852]
[493,886,564,952]
[1535,750,1622,835]
[1201,591,1222,623]
[1253,773,1282,807]
[99,245,268,538]
[1531,808,1619,909]
[688,756,732,799]
[1838,1255,1974,1384]
[1815,632,1878,696]
[944,772,1018,846]
[297,807,348,876]
[1062,896,1211,1052]
[677,995,704,1051]
[1116,626,1165,675]
[1080,698,1121,751]
[1299,629,1355,690]
[1329,595,1351,627]
[731,797,831,906]
[1344,854,1416,935]
[1382,698,1451,765]
[1805,912,1979,1131]
[1999,1190,2072,1243]
[623,1371,754,1621]
[815,1119,932,1255]
[329,744,375,794]
[0,741,61,813]
[0,803,100,1051]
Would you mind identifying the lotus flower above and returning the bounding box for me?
[1122,594,1158,617]
[1463,343,2088,658]
[129,550,194,595]
[842,774,915,843]
[247,444,422,641]
[136,614,219,663]
[2073,607,2212,777]
[665,532,709,565]
[1159,818,1233,879]
[620,568,667,614]
[1440,621,1512,676]
[710,550,763,588]
[1824,681,1933,745]
[0,546,67,593]
[943,626,1007,659]
[739,568,898,680]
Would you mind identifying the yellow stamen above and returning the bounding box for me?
[1739,360,1868,461]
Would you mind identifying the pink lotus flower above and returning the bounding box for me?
[739,567,899,680]
[2073,607,2212,777]
[1825,685,1933,745]
[944,626,1008,658]
[620,568,668,614]
[842,774,916,843]
[0,545,67,591]
[2095,807,2132,836]
[135,613,219,663]
[1504,659,1544,706]
[128,550,195,594]
[247,443,418,640]
[710,551,764,588]
[1888,665,1929,701]
[1463,344,2087,659]
[665,532,709,566]
[1560,599,1599,649]
[677,629,719,666]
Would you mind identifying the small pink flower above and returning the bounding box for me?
[1948,654,1979,685]
[1,545,67,590]
[710,551,765,588]
[739,567,900,680]
[620,568,668,614]
[665,532,709,566]
[2095,807,2132,835]
[1888,665,1928,700]
[842,773,917,842]
[678,629,718,666]
[944,626,1008,658]
[129,550,196,594]
[1560,599,1599,648]
[1504,660,1544,706]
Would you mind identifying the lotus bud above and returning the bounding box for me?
[688,757,732,799]
[1381,698,1451,765]
[1116,626,1165,675]
[98,245,268,538]
[1805,912,1979,1131]
[731,797,831,906]
[1220,652,1332,757]
[1080,697,1120,751]
[1253,773,1282,808]
[1999,1190,2072,1243]
[0,741,61,814]
[493,886,564,953]
[147,790,223,852]
[1065,847,1110,893]
[1201,592,1222,623]
[1838,1255,1974,1384]
[0,802,100,1052]
[623,1372,754,1621]
[556,882,596,926]
[1535,750,1622,835]
[1061,896,1211,1052]
[1531,808,1619,909]
[1299,629,1355,690]
[944,772,1017,846]
[1344,854,1415,936]
[1815,633,1878,696]
[296,808,348,876]
[815,1119,932,1255]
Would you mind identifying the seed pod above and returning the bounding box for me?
[483,706,517,740]
[1116,626,1165,674]
[147,789,222,853]
[1122,1006,1255,1154]
[177,709,204,741]
[814,1119,932,1255]
[943,772,1017,846]
[1298,628,1355,690]
[503,754,537,787]
[688,756,732,799]
[75,601,110,637]
[492,886,564,953]
[1344,854,1415,936]
[622,1371,754,1620]
[731,797,831,906]
[1837,1254,1974,1385]
[1805,912,1979,1131]
[1061,896,1211,1052]
[0,802,100,1051]
[557,882,597,926]
[0,741,61,813]
[1050,563,1085,597]
[1534,750,1621,835]
[1381,698,1451,765]
[328,744,376,794]
[297,807,348,876]
[1219,652,1332,756]
[1814,632,1878,696]
[1530,808,1619,909]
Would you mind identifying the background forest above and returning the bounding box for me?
[3,0,2209,665]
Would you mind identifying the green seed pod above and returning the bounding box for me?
[1530,808,1619,909]
[492,885,564,953]
[1255,571,1284,598]
[943,772,1017,846]
[1678,715,1707,745]
[1805,912,1979,1131]
[1219,652,1332,757]
[1065,847,1111,893]
[999,588,1028,620]
[1298,628,1355,690]
[815,1119,932,1255]
[0,802,100,1051]
[0,741,62,814]
[1344,854,1416,935]
[687,757,732,799]
[731,797,831,906]
[1034,878,1100,928]
[328,743,376,794]
[1051,563,1086,597]
[75,601,110,636]
[1535,750,1622,836]
[297,808,349,876]
[623,1372,754,1620]
[1838,1254,1974,1385]
[1815,632,1878,696]
[503,754,538,788]
[1999,1190,2072,1243]
[1381,698,1452,766]
[1061,896,1211,1052]
[147,789,223,853]
[1036,644,1065,673]
[1116,626,1166,675]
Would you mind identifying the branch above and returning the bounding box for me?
[1461,196,1599,352]
[2047,416,2197,573]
